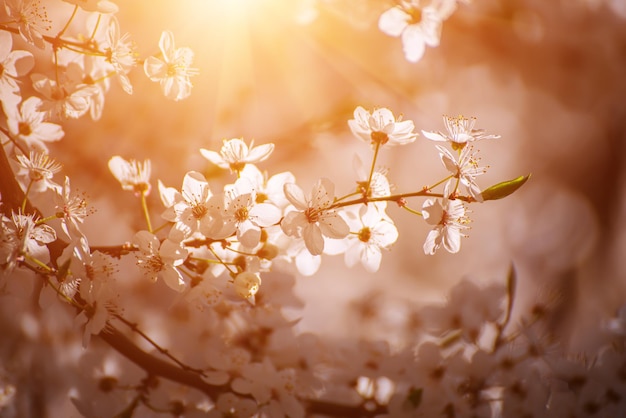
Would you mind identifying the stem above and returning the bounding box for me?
[21,180,33,213]
[328,189,473,211]
[89,14,102,41]
[140,190,153,233]
[57,5,78,39]
[35,214,59,225]
[365,141,381,197]
[426,174,454,192]
[0,125,28,156]
[0,24,105,54]
[189,257,225,265]
[22,252,54,273]
[334,190,361,203]
[208,244,236,275]
[402,205,423,216]
[44,276,82,309]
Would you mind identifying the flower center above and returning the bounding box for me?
[144,255,165,273]
[191,203,208,219]
[235,206,249,222]
[358,227,371,243]
[229,161,246,172]
[406,6,423,24]
[370,131,389,146]
[18,122,32,136]
[305,207,320,223]
[167,63,180,77]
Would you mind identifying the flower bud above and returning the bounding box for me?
[233,272,261,299]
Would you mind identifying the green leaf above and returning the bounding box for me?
[481,174,531,201]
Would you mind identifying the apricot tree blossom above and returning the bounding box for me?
[144,30,198,101]
[281,178,350,255]
[200,137,275,173]
[0,2,557,418]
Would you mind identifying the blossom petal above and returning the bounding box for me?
[245,143,274,163]
[318,212,349,239]
[249,203,281,227]
[423,227,442,255]
[161,265,186,291]
[303,224,324,255]
[199,148,228,169]
[401,25,426,63]
[144,56,167,80]
[378,7,409,37]
[421,130,447,141]
[283,183,308,210]
[159,30,175,59]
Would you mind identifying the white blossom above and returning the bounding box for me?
[0,211,56,273]
[422,114,500,148]
[4,0,51,49]
[341,205,399,273]
[103,17,136,94]
[144,30,199,101]
[348,106,417,148]
[200,138,274,173]
[422,190,468,254]
[54,176,89,239]
[159,171,222,239]
[281,178,349,256]
[378,0,449,63]
[16,151,62,193]
[6,96,64,151]
[437,144,487,201]
[0,31,34,114]
[108,155,152,196]
[219,177,282,248]
[239,164,295,209]
[133,231,188,291]
[233,271,262,301]
[31,67,101,120]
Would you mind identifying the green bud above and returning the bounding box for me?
[481,174,531,201]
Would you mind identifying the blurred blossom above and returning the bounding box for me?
[201,138,274,173]
[104,17,137,94]
[144,30,199,101]
[4,0,51,49]
[378,0,455,62]
[108,156,152,196]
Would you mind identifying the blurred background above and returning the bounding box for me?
[38,0,626,345]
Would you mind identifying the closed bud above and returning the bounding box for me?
[481,174,530,201]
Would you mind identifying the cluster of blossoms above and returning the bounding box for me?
[4,1,607,418]
[0,0,197,135]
